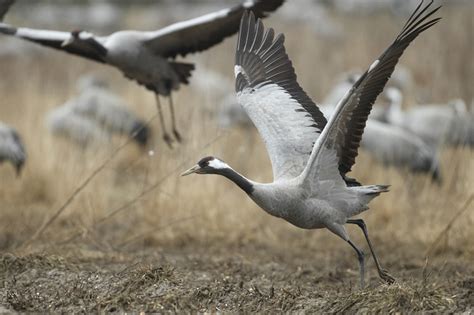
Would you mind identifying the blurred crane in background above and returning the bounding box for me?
[0,121,26,176]
[47,75,149,148]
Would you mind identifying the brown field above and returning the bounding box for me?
[0,3,473,313]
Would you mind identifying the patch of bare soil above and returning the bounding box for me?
[0,241,472,313]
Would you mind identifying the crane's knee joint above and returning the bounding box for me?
[348,218,367,230]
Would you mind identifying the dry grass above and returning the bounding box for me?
[0,3,473,312]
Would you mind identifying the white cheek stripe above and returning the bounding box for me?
[208,159,228,169]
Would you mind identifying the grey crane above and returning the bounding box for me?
[385,87,473,148]
[47,75,149,147]
[0,0,284,147]
[47,104,110,147]
[0,121,26,176]
[182,2,441,287]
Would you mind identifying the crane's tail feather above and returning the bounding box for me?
[363,185,390,196]
[169,62,195,85]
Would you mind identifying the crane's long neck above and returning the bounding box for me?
[84,37,108,58]
[216,168,254,195]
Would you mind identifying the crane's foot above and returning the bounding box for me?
[163,133,174,148]
[173,129,182,142]
[379,269,395,284]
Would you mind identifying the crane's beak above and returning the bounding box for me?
[61,36,74,47]
[181,164,201,176]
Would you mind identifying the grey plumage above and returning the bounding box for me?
[184,2,440,288]
[0,121,26,176]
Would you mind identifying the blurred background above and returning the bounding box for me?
[0,0,472,292]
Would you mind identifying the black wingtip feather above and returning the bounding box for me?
[336,0,441,177]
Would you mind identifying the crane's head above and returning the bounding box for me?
[181,156,229,176]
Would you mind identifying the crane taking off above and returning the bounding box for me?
[182,2,441,287]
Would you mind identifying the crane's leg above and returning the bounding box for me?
[347,219,395,284]
[347,239,366,288]
[326,222,365,288]
[155,94,173,148]
[168,94,182,142]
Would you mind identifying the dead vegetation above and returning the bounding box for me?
[0,3,473,313]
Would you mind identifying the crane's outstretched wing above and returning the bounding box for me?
[235,11,327,180]
[0,0,14,21]
[145,0,284,59]
[0,23,106,63]
[302,0,441,186]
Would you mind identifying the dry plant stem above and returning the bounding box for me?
[20,115,158,249]
[425,193,474,258]
[59,130,229,246]
[98,131,227,224]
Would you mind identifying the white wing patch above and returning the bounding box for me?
[368,59,380,72]
[234,65,245,78]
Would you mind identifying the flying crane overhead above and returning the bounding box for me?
[182,2,441,287]
[0,0,285,147]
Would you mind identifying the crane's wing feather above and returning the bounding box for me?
[302,0,441,185]
[235,11,327,180]
[0,23,106,63]
[145,0,284,59]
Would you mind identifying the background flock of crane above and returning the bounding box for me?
[0,0,473,312]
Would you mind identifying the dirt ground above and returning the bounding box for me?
[1,239,473,313]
